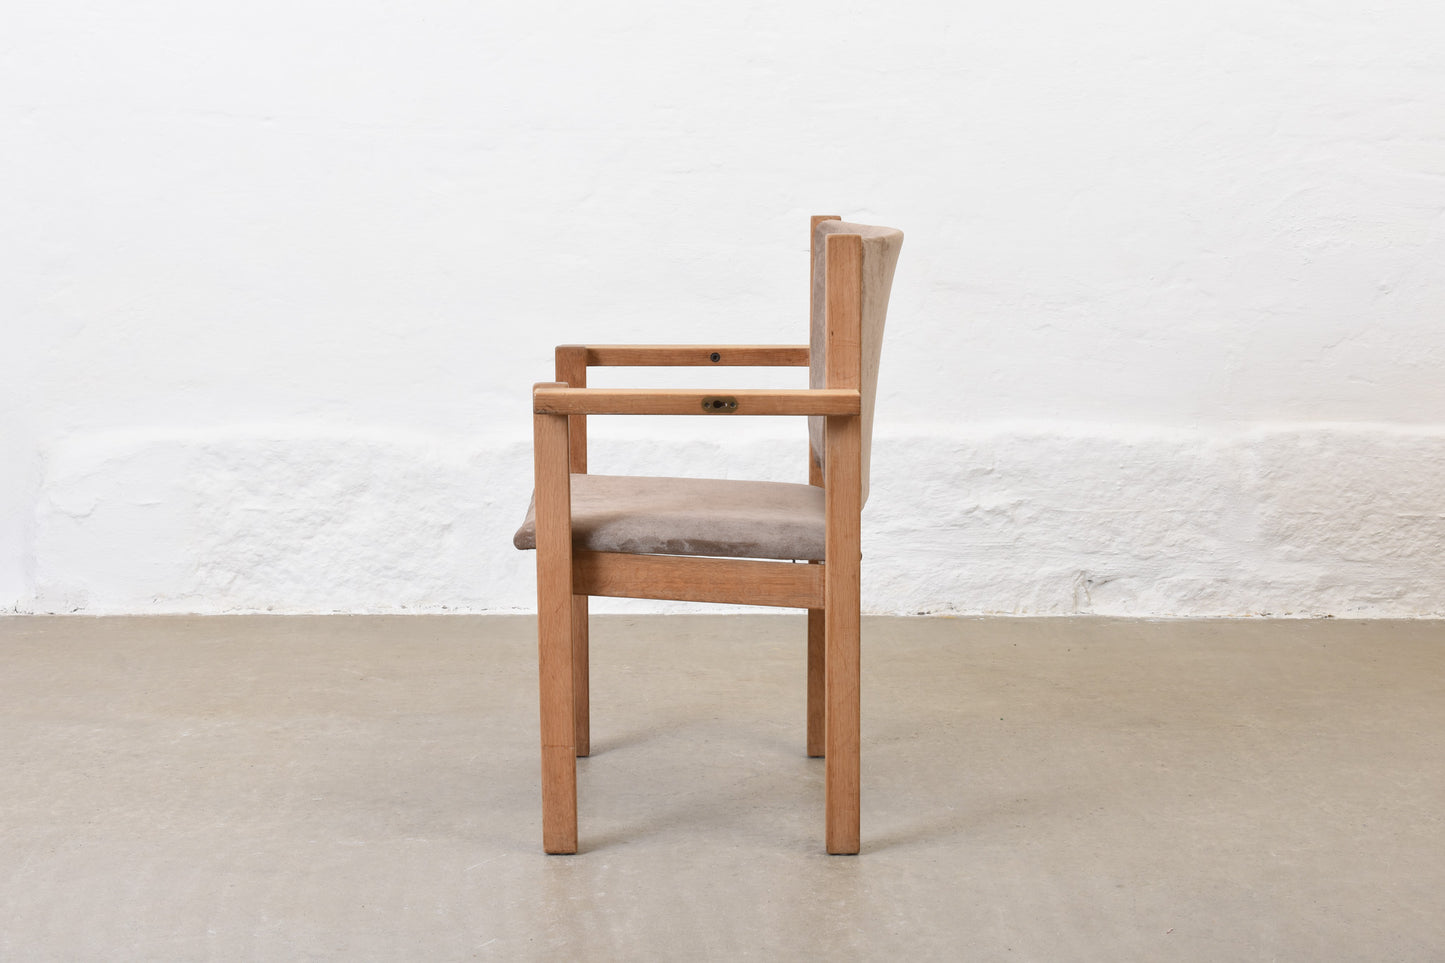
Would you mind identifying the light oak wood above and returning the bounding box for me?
[806,216,828,755]
[807,429,825,758]
[574,551,824,609]
[806,215,838,485]
[540,745,577,854]
[809,216,841,406]
[825,234,864,390]
[823,232,864,854]
[806,606,825,758]
[554,349,591,758]
[533,387,860,416]
[555,346,588,474]
[526,216,889,854]
[571,594,589,757]
[533,390,577,854]
[806,222,829,760]
[583,344,810,367]
[823,414,862,854]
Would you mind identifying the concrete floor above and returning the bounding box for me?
[1,615,1442,961]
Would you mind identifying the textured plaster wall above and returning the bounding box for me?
[6,2,1445,615]
[27,426,1445,617]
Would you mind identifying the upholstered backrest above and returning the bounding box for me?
[808,219,903,506]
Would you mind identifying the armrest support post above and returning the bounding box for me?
[555,346,589,473]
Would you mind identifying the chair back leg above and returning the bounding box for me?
[822,231,864,855]
[572,595,590,757]
[806,607,826,758]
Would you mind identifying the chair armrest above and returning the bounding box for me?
[562,344,810,367]
[533,386,859,416]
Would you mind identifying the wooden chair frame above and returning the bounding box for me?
[531,216,865,854]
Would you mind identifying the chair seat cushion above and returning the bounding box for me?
[513,474,826,561]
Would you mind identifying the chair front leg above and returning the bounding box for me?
[824,413,862,854]
[534,401,577,854]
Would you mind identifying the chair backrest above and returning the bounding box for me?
[808,218,904,506]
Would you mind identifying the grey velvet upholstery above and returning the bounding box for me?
[808,220,904,507]
[514,474,825,561]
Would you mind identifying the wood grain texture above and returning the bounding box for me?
[555,352,591,760]
[583,344,809,366]
[525,217,884,854]
[824,415,862,854]
[810,216,842,357]
[571,594,589,758]
[808,423,825,760]
[806,236,828,764]
[807,606,825,758]
[824,233,864,390]
[554,346,588,474]
[533,392,577,854]
[823,233,864,855]
[533,387,859,416]
[540,746,578,855]
[573,551,825,609]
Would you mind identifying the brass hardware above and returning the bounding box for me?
[700,395,739,413]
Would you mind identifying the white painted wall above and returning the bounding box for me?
[6,1,1445,615]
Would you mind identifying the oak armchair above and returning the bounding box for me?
[514,215,903,854]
